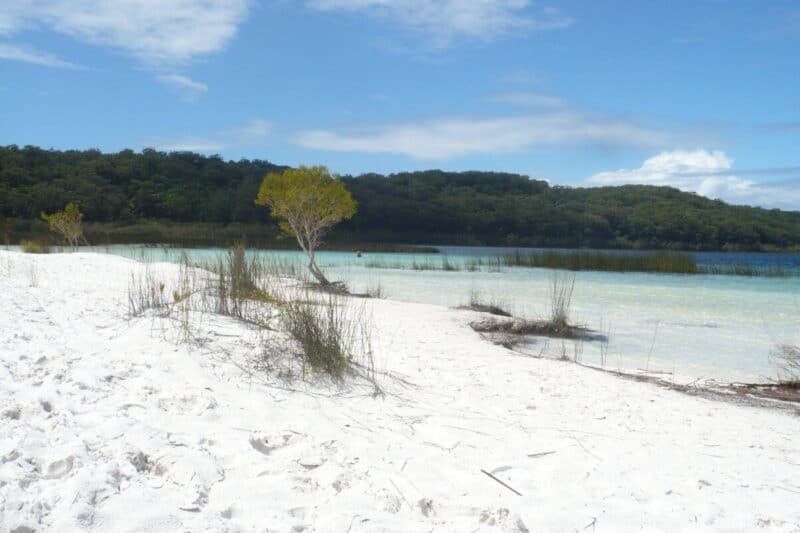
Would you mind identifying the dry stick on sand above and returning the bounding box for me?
[389,479,413,510]
[480,469,523,496]
[527,450,556,458]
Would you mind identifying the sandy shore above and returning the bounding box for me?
[1,251,799,532]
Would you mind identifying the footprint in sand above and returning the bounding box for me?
[479,508,530,532]
[249,433,292,455]
[418,498,435,517]
[44,456,74,479]
[2,407,20,420]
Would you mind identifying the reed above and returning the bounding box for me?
[502,250,699,274]
[772,344,800,386]
[699,264,792,277]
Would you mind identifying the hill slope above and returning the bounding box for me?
[2,145,799,250]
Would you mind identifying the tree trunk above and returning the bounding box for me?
[306,250,331,286]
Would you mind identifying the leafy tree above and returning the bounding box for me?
[41,202,84,248]
[255,166,357,285]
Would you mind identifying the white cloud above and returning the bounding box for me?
[225,118,271,140]
[0,42,81,68]
[588,150,800,210]
[489,91,566,108]
[307,0,572,47]
[151,118,271,153]
[589,150,734,188]
[156,74,208,102]
[295,111,670,159]
[0,0,250,64]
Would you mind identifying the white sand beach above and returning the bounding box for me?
[1,250,799,532]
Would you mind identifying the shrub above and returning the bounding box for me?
[20,240,50,254]
[41,203,84,248]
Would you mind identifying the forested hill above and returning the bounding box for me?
[2,145,800,251]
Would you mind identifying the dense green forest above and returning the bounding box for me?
[2,145,800,251]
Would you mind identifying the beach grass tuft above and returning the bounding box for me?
[773,344,800,386]
[463,289,511,317]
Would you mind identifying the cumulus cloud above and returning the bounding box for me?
[588,150,800,210]
[295,111,670,159]
[589,150,734,188]
[0,0,250,64]
[156,74,208,102]
[306,0,572,47]
[0,42,81,68]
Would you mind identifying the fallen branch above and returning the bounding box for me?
[390,479,412,510]
[527,451,556,458]
[480,469,522,496]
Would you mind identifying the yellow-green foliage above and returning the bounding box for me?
[41,202,84,247]
[20,239,50,254]
[255,166,356,238]
[255,166,356,285]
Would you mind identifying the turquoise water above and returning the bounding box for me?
[17,244,800,382]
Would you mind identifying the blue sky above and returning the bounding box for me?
[1,0,799,209]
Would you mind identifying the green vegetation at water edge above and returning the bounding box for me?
[502,250,698,273]
[365,251,795,276]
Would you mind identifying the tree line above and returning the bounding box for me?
[2,144,800,251]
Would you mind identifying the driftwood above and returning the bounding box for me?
[527,451,556,458]
[480,469,522,496]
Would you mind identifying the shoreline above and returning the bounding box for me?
[2,250,799,531]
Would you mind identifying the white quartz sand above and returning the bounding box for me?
[1,251,799,532]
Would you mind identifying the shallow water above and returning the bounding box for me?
[15,244,800,382]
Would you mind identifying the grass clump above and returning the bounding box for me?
[365,281,385,299]
[548,273,575,334]
[462,289,511,317]
[127,269,170,318]
[20,240,50,254]
[281,295,352,378]
[211,243,286,324]
[470,274,600,346]
[772,344,800,387]
[125,242,376,384]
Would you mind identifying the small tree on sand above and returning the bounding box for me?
[255,166,356,286]
[41,202,84,248]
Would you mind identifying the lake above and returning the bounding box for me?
[16,244,800,383]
